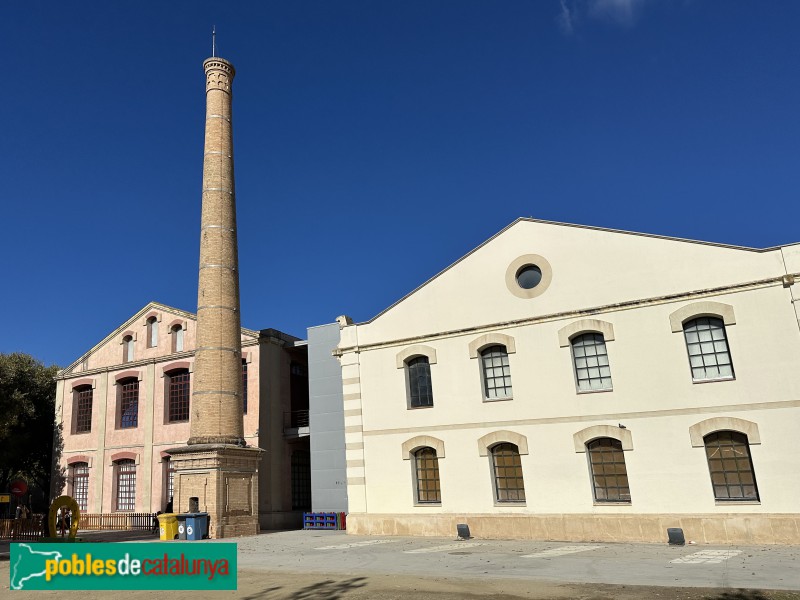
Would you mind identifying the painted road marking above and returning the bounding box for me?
[670,550,742,564]
[315,539,398,550]
[404,543,484,554]
[522,545,604,559]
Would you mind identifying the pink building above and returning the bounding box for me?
[54,302,310,529]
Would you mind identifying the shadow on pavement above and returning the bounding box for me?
[242,576,367,600]
[705,591,769,600]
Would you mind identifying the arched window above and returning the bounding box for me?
[114,459,136,512]
[587,438,630,502]
[122,335,134,363]
[571,333,612,392]
[163,458,174,509]
[147,316,158,348]
[704,431,758,501]
[166,369,190,423]
[69,462,89,512]
[407,356,433,408]
[480,345,512,399]
[490,443,525,503]
[683,317,734,381]
[242,359,248,414]
[118,378,139,429]
[414,447,441,504]
[171,324,185,353]
[74,385,93,434]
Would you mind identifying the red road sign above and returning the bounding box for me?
[10,480,27,497]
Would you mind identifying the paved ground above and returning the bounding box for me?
[2,529,800,599]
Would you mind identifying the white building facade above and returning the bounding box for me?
[333,218,800,544]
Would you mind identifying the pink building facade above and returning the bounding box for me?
[54,302,310,528]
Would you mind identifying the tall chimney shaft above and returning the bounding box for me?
[188,57,244,446]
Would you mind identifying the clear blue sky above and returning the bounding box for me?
[4,1,800,368]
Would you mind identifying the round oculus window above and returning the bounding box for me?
[516,265,542,290]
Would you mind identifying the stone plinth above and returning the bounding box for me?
[168,444,264,539]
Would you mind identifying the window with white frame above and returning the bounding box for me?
[480,345,512,399]
[571,333,612,392]
[407,356,433,408]
[683,317,734,381]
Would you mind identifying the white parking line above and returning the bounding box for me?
[522,545,604,559]
[315,539,399,550]
[404,543,484,554]
[670,550,742,564]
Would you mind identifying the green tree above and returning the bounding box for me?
[0,353,61,511]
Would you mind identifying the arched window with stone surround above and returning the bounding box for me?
[73,385,93,434]
[118,378,139,429]
[165,368,190,423]
[703,431,759,501]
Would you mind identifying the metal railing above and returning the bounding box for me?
[79,513,154,530]
[284,410,310,429]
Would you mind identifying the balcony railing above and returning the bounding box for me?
[284,410,310,429]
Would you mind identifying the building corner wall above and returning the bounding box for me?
[307,323,348,513]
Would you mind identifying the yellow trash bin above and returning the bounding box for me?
[157,513,179,541]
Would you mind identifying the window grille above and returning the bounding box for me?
[115,459,136,512]
[491,443,525,502]
[683,317,734,380]
[119,379,139,428]
[71,463,89,512]
[704,431,759,501]
[572,333,612,392]
[75,387,93,433]
[407,357,433,408]
[414,447,441,503]
[587,438,631,502]
[168,370,190,422]
[480,345,512,399]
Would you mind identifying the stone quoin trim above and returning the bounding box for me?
[573,425,633,452]
[669,301,736,333]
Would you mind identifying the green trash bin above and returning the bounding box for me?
[157,513,179,540]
